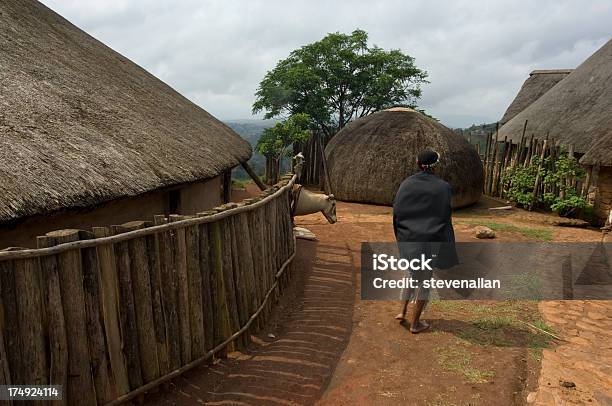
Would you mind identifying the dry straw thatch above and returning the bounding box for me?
[0,0,251,225]
[580,132,612,167]
[325,108,483,208]
[500,69,572,125]
[498,39,612,154]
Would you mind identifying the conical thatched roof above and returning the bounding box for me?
[580,132,612,166]
[498,39,612,153]
[325,108,483,208]
[0,0,251,225]
[500,69,572,125]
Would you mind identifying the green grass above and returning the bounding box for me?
[472,315,517,330]
[530,319,556,334]
[431,300,556,349]
[438,345,495,384]
[231,178,249,189]
[529,348,543,362]
[458,220,553,241]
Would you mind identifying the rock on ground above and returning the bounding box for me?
[475,226,496,239]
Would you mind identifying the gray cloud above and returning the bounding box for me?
[42,0,611,127]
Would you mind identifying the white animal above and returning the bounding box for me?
[292,185,337,224]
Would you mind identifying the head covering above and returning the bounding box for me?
[417,150,440,170]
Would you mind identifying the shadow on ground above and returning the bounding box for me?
[147,239,355,405]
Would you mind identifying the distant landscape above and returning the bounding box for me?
[225,120,275,180]
[227,119,494,181]
[226,119,294,180]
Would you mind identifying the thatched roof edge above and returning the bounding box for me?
[500,69,572,124]
[498,39,612,153]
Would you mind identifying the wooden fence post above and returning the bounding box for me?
[144,223,171,377]
[168,215,192,364]
[195,215,215,354]
[110,225,143,390]
[208,218,232,357]
[14,254,47,386]
[153,215,181,371]
[0,254,21,385]
[46,229,97,404]
[185,223,206,359]
[36,237,68,403]
[120,221,160,384]
[92,226,130,397]
[214,208,241,351]
[78,230,114,404]
[244,198,265,331]
[228,211,249,349]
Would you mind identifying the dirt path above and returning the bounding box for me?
[149,192,610,405]
[147,237,356,405]
[302,201,542,405]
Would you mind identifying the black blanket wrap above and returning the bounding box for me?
[392,171,458,269]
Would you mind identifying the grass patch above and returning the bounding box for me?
[458,220,552,241]
[530,319,556,334]
[231,178,249,189]
[472,315,517,330]
[431,300,556,349]
[529,348,543,362]
[438,346,495,384]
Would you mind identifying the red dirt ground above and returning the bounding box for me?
[147,186,609,405]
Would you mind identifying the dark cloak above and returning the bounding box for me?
[393,171,458,269]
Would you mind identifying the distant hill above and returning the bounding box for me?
[225,119,278,180]
[453,122,497,155]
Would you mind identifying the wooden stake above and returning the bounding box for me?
[46,229,97,403]
[36,237,68,404]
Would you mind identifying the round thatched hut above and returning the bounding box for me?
[325,108,483,208]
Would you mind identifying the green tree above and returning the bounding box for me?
[252,29,428,138]
[256,113,312,183]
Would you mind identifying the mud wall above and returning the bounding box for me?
[0,176,223,249]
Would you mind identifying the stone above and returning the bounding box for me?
[526,391,537,403]
[475,226,496,239]
[559,380,576,388]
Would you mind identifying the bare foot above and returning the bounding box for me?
[395,313,406,320]
[410,320,430,334]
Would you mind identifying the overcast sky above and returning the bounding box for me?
[41,0,611,128]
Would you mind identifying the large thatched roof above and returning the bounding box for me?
[325,108,483,208]
[498,39,612,154]
[580,132,612,167]
[500,69,572,125]
[0,0,251,225]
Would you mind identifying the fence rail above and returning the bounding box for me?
[0,174,297,405]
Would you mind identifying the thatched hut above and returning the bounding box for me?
[500,69,572,125]
[498,39,612,153]
[0,0,251,248]
[498,39,612,221]
[580,133,612,220]
[325,108,483,208]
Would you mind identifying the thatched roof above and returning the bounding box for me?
[325,108,483,208]
[580,132,612,166]
[500,69,572,124]
[498,39,612,153]
[0,0,251,225]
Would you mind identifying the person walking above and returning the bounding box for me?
[393,150,457,333]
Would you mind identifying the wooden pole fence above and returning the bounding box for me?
[0,174,298,406]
